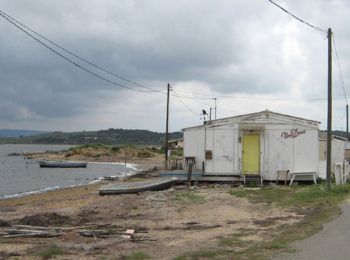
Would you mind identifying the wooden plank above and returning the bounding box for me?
[99,177,177,195]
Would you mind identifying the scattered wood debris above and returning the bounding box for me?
[0,224,153,241]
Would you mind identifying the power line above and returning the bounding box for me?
[267,0,326,33]
[172,88,345,102]
[332,33,348,105]
[0,11,161,93]
[0,9,165,93]
[334,110,346,124]
[171,88,199,116]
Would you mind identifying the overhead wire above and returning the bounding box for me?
[172,87,344,102]
[334,110,346,124]
[1,9,340,105]
[0,11,166,93]
[171,87,199,116]
[332,33,348,106]
[0,7,345,123]
[1,9,339,103]
[0,9,165,93]
[266,0,327,33]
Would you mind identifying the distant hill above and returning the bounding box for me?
[0,129,47,138]
[0,128,182,146]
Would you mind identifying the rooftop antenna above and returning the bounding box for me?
[212,98,217,119]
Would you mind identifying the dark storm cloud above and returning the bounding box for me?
[0,0,349,130]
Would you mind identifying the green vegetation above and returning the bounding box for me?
[37,245,64,260]
[123,251,151,260]
[229,184,350,207]
[176,184,350,259]
[61,144,158,159]
[174,249,234,260]
[170,148,183,157]
[0,128,182,145]
[173,191,206,203]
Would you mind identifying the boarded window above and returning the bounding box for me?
[205,150,213,160]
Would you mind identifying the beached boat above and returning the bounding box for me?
[39,160,88,168]
[99,177,178,195]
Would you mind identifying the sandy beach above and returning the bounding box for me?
[0,149,343,259]
[0,151,305,260]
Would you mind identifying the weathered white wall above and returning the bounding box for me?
[204,124,237,174]
[183,112,320,181]
[318,138,349,179]
[183,127,205,169]
[264,125,318,180]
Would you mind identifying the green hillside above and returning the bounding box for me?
[0,128,182,145]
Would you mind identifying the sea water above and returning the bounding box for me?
[0,144,137,199]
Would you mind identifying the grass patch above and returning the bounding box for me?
[229,184,350,207]
[175,249,234,259]
[123,251,151,260]
[219,235,243,247]
[37,245,64,260]
[173,191,206,203]
[177,184,350,260]
[226,184,350,259]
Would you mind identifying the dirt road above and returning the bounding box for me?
[275,201,350,260]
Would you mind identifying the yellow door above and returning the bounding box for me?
[242,134,260,174]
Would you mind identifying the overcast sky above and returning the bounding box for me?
[0,0,349,132]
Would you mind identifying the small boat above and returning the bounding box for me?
[99,177,178,195]
[39,160,88,168]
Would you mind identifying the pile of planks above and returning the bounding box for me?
[0,224,154,241]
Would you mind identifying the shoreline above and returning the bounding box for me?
[1,156,162,201]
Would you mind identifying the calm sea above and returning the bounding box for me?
[0,144,137,199]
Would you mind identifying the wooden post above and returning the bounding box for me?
[347,104,349,140]
[187,162,193,188]
[326,28,333,189]
[165,83,170,169]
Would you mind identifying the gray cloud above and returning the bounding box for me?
[0,0,349,131]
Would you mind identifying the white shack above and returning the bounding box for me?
[318,133,350,180]
[183,110,320,181]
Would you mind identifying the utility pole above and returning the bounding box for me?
[165,83,171,169]
[326,28,332,189]
[213,98,217,119]
[210,107,213,121]
[347,104,349,140]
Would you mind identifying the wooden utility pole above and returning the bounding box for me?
[165,83,171,169]
[326,28,333,189]
[347,104,349,140]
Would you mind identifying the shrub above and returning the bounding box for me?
[37,245,64,260]
[137,150,154,158]
[111,146,121,152]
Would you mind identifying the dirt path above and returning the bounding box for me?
[274,201,350,260]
